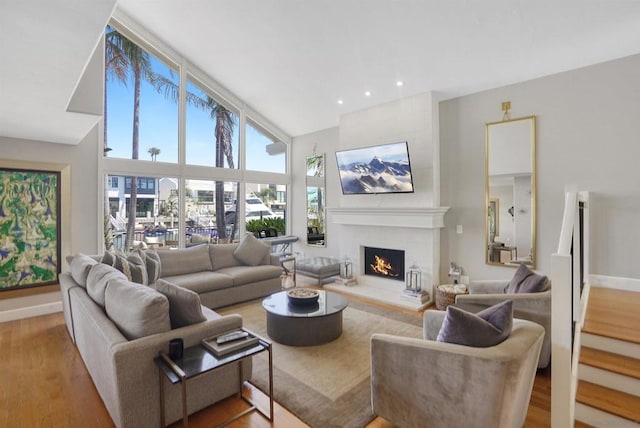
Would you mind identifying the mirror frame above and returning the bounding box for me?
[485,116,537,268]
[306,154,326,247]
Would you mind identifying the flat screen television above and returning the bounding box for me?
[335,141,415,194]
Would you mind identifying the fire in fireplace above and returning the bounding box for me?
[364,246,405,282]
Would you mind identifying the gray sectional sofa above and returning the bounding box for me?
[59,238,283,428]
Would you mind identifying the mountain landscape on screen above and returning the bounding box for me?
[336,142,415,194]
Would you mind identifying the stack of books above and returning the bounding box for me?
[335,277,358,286]
[202,330,259,357]
[401,289,430,303]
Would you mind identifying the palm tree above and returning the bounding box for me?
[148,147,160,161]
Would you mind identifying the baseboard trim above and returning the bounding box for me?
[0,302,62,323]
[589,275,640,293]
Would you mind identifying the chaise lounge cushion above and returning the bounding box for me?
[70,253,98,288]
[86,263,128,308]
[104,278,171,340]
[154,279,207,328]
[437,300,513,347]
[233,234,270,266]
[158,244,212,276]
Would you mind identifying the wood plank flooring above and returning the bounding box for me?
[0,291,551,427]
[583,287,640,344]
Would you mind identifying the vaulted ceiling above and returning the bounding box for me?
[3,1,640,144]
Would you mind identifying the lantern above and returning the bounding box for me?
[405,263,422,292]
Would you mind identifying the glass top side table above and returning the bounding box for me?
[154,328,273,427]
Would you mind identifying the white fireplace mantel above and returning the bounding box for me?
[329,207,449,229]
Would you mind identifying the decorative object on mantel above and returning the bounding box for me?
[405,263,421,292]
[402,263,429,303]
[448,262,463,284]
[435,284,469,310]
[340,256,353,279]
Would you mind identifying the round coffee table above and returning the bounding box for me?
[262,290,348,346]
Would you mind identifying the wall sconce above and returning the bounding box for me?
[340,257,353,279]
[405,263,422,292]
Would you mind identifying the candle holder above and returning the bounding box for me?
[340,257,353,279]
[405,263,422,292]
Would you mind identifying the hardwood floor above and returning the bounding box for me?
[0,292,551,427]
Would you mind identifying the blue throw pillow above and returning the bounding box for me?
[436,300,513,347]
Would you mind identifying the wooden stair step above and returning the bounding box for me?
[583,287,640,344]
[574,421,594,428]
[580,347,640,380]
[576,380,640,423]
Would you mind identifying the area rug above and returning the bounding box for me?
[218,298,423,428]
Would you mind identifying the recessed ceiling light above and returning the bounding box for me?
[337,99,343,105]
[396,81,403,87]
[364,91,371,97]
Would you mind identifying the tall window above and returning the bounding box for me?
[186,78,239,168]
[104,26,179,163]
[102,21,289,250]
[246,121,286,173]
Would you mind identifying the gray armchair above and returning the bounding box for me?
[371,310,544,428]
[454,280,550,368]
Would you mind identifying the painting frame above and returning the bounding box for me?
[488,197,500,243]
[0,165,63,294]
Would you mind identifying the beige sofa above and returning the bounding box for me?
[59,239,283,427]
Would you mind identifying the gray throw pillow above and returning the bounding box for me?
[154,279,207,328]
[233,233,270,266]
[114,252,148,285]
[105,278,171,340]
[436,300,513,347]
[137,248,161,284]
[69,253,98,288]
[86,263,127,308]
[504,264,549,293]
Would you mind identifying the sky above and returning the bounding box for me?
[105,52,285,174]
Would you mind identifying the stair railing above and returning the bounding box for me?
[551,189,589,427]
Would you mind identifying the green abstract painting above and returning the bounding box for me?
[0,168,60,290]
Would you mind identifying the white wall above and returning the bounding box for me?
[440,53,640,281]
[0,126,99,316]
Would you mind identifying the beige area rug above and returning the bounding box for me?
[219,298,423,428]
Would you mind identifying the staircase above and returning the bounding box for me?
[574,286,640,427]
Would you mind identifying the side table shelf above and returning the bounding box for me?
[154,328,273,428]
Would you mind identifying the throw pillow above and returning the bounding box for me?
[114,252,149,285]
[233,233,270,266]
[137,248,161,284]
[86,263,127,308]
[104,278,171,340]
[436,300,513,347]
[154,279,207,328]
[504,264,549,293]
[69,253,98,288]
[101,250,117,267]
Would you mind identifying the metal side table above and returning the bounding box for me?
[154,329,273,427]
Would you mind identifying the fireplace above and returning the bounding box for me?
[364,246,405,282]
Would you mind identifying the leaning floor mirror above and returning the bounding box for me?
[485,115,537,268]
[306,154,325,246]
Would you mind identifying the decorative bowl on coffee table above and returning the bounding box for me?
[287,288,320,305]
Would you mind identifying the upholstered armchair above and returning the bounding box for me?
[454,279,551,368]
[370,310,544,428]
